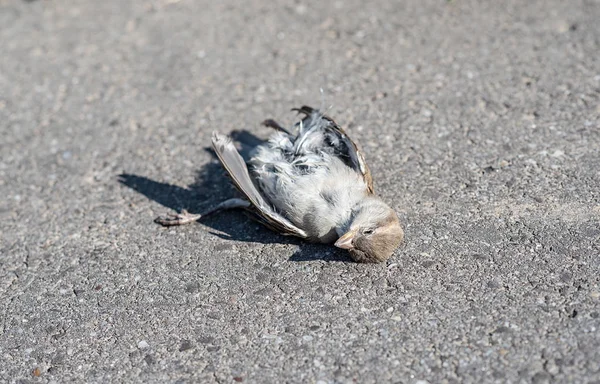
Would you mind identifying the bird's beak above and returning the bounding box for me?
[335,229,357,250]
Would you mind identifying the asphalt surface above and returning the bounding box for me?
[1,0,599,383]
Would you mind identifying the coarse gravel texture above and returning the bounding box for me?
[1,0,599,383]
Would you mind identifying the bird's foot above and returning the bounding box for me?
[154,209,202,227]
[262,119,291,135]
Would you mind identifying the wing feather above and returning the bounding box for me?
[293,106,374,194]
[211,132,308,238]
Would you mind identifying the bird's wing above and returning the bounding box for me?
[293,105,374,194]
[211,132,309,238]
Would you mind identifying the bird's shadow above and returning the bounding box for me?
[118,130,350,262]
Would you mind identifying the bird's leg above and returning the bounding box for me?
[154,198,251,227]
[262,119,292,135]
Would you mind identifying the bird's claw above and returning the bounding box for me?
[154,210,202,227]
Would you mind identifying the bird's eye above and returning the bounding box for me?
[363,228,374,235]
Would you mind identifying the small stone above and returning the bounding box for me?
[138,340,149,349]
[126,19,136,32]
[144,354,155,365]
[545,359,560,375]
[179,340,193,351]
[302,335,313,342]
[556,21,570,33]
[531,371,551,384]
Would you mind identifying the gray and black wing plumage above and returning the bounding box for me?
[211,132,308,238]
[292,106,374,194]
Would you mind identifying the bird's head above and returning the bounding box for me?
[335,197,404,263]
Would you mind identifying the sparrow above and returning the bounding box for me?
[156,106,404,263]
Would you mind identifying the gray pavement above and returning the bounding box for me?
[1,0,599,383]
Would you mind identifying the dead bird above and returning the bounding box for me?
[156,106,404,263]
